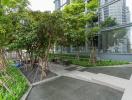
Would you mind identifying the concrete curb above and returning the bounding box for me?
[21,76,61,100]
[121,74,132,100]
[32,75,61,86]
[21,85,33,100]
[19,69,32,100]
[19,69,31,85]
[78,64,132,68]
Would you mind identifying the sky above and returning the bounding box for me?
[28,0,54,12]
[28,0,132,20]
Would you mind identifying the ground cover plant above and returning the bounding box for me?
[50,54,129,67]
[0,61,28,100]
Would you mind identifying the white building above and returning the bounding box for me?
[100,0,130,24]
[54,0,70,10]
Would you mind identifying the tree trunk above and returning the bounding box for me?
[41,35,52,80]
[52,43,55,57]
[0,48,6,70]
[60,46,63,59]
[90,39,97,65]
[17,50,23,61]
[23,52,28,71]
[76,47,80,60]
[28,51,35,70]
[90,46,96,65]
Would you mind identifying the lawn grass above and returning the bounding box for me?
[0,61,29,100]
[49,53,129,67]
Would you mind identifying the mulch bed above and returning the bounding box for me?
[20,64,57,83]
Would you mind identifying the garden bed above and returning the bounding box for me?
[0,66,29,100]
[20,64,57,83]
[71,59,129,67]
[49,54,129,67]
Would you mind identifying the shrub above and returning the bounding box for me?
[0,64,28,100]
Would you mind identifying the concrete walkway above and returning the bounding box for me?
[121,75,132,100]
[27,76,123,100]
[49,63,132,100]
[23,63,132,100]
[80,66,132,79]
[49,63,131,91]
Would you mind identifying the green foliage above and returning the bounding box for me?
[71,59,129,67]
[28,11,66,57]
[50,54,129,67]
[101,17,117,28]
[0,1,29,99]
[0,64,28,100]
[0,0,29,49]
[86,0,99,11]
[62,0,100,49]
[64,3,85,15]
[63,2,86,47]
[71,0,84,3]
[8,11,37,52]
[1,0,29,9]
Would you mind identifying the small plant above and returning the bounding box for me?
[50,54,129,67]
[0,63,28,100]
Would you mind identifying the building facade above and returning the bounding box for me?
[54,0,70,10]
[100,0,129,24]
[54,0,132,61]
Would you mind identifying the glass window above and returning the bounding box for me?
[99,0,132,26]
[98,26,132,53]
[60,0,67,6]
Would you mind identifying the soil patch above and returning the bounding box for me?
[20,64,57,83]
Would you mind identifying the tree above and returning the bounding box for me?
[62,0,99,62]
[8,10,38,66]
[8,10,65,79]
[0,0,28,69]
[100,17,117,28]
[63,0,86,60]
[0,0,29,96]
[29,11,65,79]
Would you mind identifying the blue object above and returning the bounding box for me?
[16,62,24,67]
[14,60,24,68]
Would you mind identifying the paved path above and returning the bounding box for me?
[49,63,132,90]
[27,76,123,100]
[79,66,132,79]
[23,63,132,100]
[49,63,132,100]
[121,75,132,100]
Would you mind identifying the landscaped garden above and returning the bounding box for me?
[49,54,129,67]
[0,61,28,100]
[0,0,131,99]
